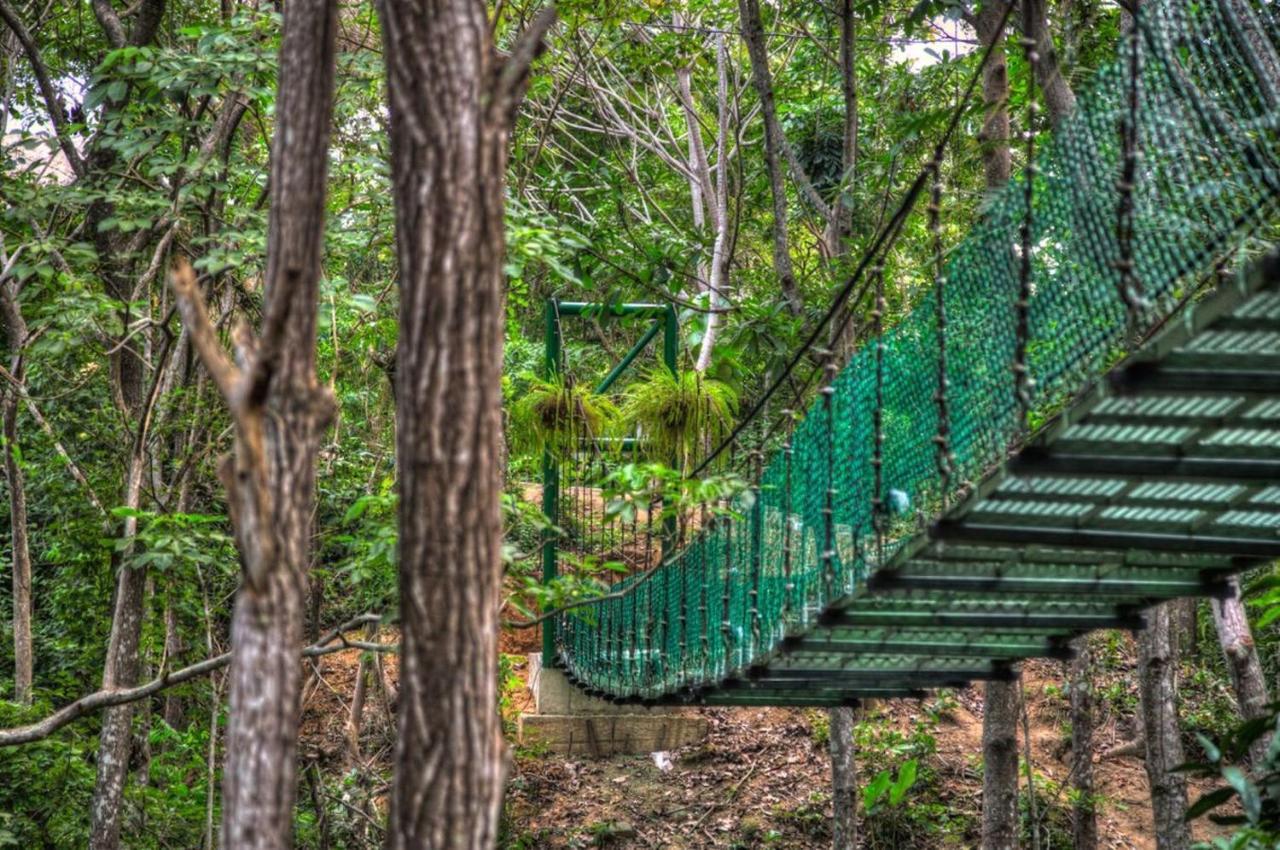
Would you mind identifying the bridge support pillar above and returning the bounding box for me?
[518,655,709,757]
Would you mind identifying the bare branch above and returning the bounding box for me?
[493,6,557,126]
[0,0,86,176]
[0,614,389,747]
[169,258,239,404]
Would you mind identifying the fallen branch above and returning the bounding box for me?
[0,613,390,746]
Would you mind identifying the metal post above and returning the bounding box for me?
[541,299,561,667]
[661,304,679,557]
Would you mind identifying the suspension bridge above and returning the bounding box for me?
[542,0,1280,708]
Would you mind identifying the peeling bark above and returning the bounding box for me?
[376,1,553,847]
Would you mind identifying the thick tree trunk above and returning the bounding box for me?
[829,705,857,849]
[737,0,802,315]
[983,679,1020,850]
[214,3,338,847]
[1138,604,1191,850]
[376,2,551,847]
[1210,576,1270,766]
[1068,639,1097,850]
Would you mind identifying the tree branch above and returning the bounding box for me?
[493,5,557,127]
[0,614,389,747]
[0,0,86,177]
[169,258,239,405]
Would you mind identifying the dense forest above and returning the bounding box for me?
[1,0,1280,848]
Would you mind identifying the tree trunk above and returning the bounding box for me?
[162,583,185,729]
[1210,576,1270,766]
[215,2,338,846]
[376,2,552,847]
[2,380,30,705]
[695,34,731,374]
[983,679,1020,850]
[0,270,31,705]
[1068,639,1097,850]
[737,0,802,315]
[1138,604,1191,850]
[976,8,1018,847]
[829,705,857,850]
[821,0,857,263]
[90,451,147,850]
[1024,0,1076,127]
[974,1,1012,188]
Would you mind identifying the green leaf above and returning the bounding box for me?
[1185,786,1235,821]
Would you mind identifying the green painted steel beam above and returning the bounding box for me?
[556,301,669,317]
[594,318,663,394]
[1124,367,1280,395]
[824,607,1142,631]
[792,632,1069,660]
[868,562,1221,598]
[1008,451,1280,483]
[933,520,1280,560]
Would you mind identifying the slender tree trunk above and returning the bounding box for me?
[829,705,858,849]
[974,1,1012,188]
[2,380,30,705]
[1138,603,1191,850]
[345,623,376,765]
[1024,0,1076,127]
[0,271,31,705]
[826,12,860,844]
[376,2,552,847]
[822,0,857,262]
[1210,576,1270,766]
[162,584,185,729]
[695,34,731,374]
[983,679,1020,850]
[1068,639,1097,850]
[737,0,802,315]
[976,7,1018,847]
[91,451,147,850]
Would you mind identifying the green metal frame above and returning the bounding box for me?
[541,299,679,666]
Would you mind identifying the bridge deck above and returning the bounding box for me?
[631,253,1280,707]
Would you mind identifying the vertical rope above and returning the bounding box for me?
[821,354,837,600]
[720,473,734,673]
[929,153,955,504]
[871,262,887,566]
[1115,0,1147,337]
[781,413,795,626]
[749,446,764,653]
[1015,9,1040,426]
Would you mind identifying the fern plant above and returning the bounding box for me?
[509,374,618,459]
[619,368,737,470]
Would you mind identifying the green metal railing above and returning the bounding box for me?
[541,300,678,666]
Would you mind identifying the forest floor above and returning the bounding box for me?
[297,625,1237,849]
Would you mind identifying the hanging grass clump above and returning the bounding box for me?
[510,375,619,459]
[621,369,738,469]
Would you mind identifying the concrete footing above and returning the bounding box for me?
[517,654,709,757]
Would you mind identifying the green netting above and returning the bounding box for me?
[558,0,1280,699]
